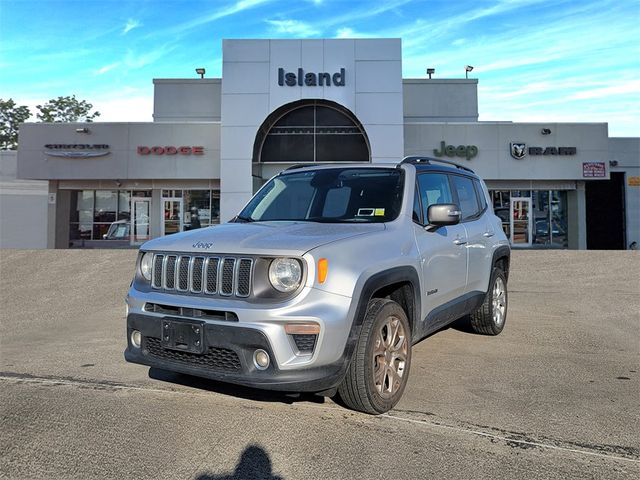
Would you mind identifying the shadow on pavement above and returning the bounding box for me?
[448,315,478,334]
[195,444,284,480]
[148,367,327,406]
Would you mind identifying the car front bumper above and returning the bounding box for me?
[124,285,356,392]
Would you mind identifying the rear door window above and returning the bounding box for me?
[473,178,487,211]
[450,175,481,220]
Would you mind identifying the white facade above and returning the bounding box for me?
[610,138,640,249]
[219,39,404,221]
[7,38,638,250]
[0,151,48,248]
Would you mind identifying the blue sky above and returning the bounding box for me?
[1,0,638,136]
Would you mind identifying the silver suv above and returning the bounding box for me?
[125,156,510,414]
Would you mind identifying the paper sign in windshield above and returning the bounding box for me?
[357,208,385,216]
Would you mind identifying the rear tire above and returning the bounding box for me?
[338,298,411,414]
[470,267,508,335]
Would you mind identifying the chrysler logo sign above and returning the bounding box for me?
[44,144,110,158]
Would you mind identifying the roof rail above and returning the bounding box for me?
[400,155,475,173]
[284,163,314,171]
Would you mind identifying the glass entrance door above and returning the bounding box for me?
[510,198,532,246]
[131,197,151,246]
[162,199,183,236]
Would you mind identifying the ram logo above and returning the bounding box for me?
[510,142,527,160]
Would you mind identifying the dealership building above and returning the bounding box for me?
[3,38,639,249]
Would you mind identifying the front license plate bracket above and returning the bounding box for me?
[161,319,205,354]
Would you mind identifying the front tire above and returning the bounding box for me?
[338,298,411,414]
[470,267,508,335]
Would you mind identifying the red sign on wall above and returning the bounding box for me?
[582,162,606,178]
[137,146,204,155]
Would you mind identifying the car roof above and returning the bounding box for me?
[280,159,479,179]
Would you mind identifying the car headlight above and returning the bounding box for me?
[140,252,153,281]
[268,258,302,293]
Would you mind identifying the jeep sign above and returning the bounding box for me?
[433,141,478,160]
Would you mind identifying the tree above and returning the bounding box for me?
[0,99,31,150]
[36,95,100,123]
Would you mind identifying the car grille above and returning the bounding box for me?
[145,337,242,371]
[292,334,317,353]
[151,253,253,298]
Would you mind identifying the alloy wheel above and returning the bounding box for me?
[372,315,408,399]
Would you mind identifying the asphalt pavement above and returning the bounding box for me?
[0,249,638,479]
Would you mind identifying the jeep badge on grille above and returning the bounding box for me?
[192,241,213,249]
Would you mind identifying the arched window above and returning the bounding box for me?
[254,100,370,163]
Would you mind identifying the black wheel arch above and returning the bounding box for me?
[348,266,421,347]
[491,245,511,282]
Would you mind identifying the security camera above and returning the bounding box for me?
[541,128,551,135]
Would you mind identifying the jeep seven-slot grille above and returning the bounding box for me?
[151,253,253,298]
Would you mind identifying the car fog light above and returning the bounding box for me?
[130,330,142,348]
[254,349,270,370]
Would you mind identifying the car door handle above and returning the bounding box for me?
[483,231,495,238]
[453,238,467,245]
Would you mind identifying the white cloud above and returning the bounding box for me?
[266,19,320,37]
[92,95,153,122]
[122,19,142,35]
[567,80,640,101]
[162,0,272,36]
[95,62,121,75]
[123,44,176,69]
[334,27,373,39]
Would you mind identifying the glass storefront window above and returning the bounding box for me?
[162,189,182,198]
[491,190,511,240]
[94,191,117,223]
[551,191,568,247]
[118,191,131,221]
[77,190,94,225]
[261,104,369,163]
[184,190,211,230]
[69,189,219,247]
[490,189,568,248]
[69,189,151,246]
[211,195,220,223]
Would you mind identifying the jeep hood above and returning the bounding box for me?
[141,221,386,256]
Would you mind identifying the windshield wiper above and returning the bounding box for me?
[232,214,254,223]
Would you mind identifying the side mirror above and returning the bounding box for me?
[427,203,461,228]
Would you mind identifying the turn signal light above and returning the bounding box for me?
[285,323,321,335]
[318,258,328,284]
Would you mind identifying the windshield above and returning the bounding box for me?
[238,168,404,223]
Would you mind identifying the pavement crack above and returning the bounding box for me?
[382,411,640,464]
[0,371,175,395]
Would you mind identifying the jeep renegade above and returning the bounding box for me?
[125,156,511,414]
